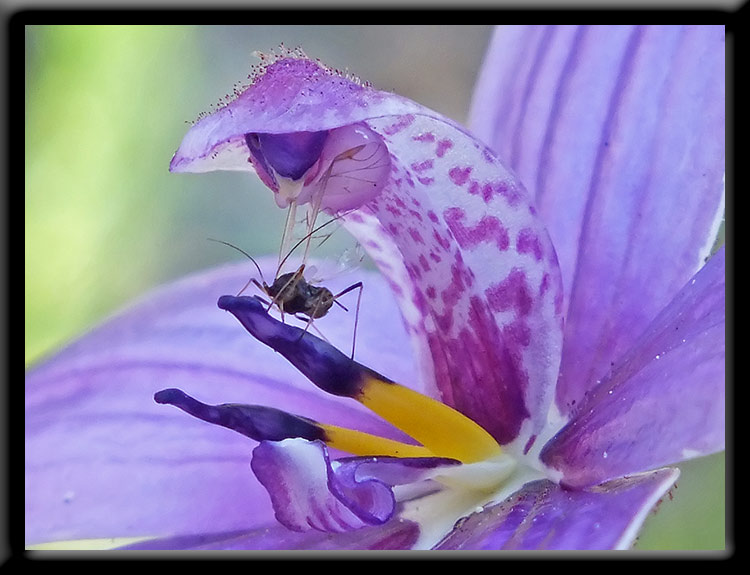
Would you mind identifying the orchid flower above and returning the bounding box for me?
[25,26,725,551]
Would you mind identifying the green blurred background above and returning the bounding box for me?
[24,25,725,551]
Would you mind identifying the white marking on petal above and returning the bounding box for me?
[613,468,680,550]
[398,458,545,550]
[696,171,725,270]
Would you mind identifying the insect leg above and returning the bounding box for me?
[253,294,273,307]
[293,314,331,345]
[333,281,363,360]
[237,277,266,298]
[275,301,286,323]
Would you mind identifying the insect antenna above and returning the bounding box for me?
[207,238,268,295]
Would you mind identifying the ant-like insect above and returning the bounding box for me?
[210,215,364,359]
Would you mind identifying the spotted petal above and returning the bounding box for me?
[470,25,725,413]
[344,115,564,451]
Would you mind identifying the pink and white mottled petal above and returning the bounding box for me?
[470,26,725,412]
[540,247,725,488]
[25,260,415,545]
[435,468,679,550]
[349,113,564,450]
[342,208,434,395]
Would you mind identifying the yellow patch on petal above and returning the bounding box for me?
[356,375,503,463]
[320,423,435,458]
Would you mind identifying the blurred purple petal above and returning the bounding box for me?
[118,518,420,550]
[540,247,725,487]
[435,468,679,550]
[25,260,417,545]
[470,25,725,412]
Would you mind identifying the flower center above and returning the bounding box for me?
[398,456,545,549]
[156,294,540,545]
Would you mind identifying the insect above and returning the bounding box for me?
[210,215,364,359]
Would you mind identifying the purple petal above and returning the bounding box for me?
[540,247,725,488]
[118,518,420,550]
[470,25,725,412]
[217,295,369,399]
[119,452,455,549]
[435,468,679,550]
[333,454,460,489]
[302,123,392,212]
[249,439,458,534]
[171,52,566,448]
[250,439,395,532]
[26,259,417,545]
[170,55,427,174]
